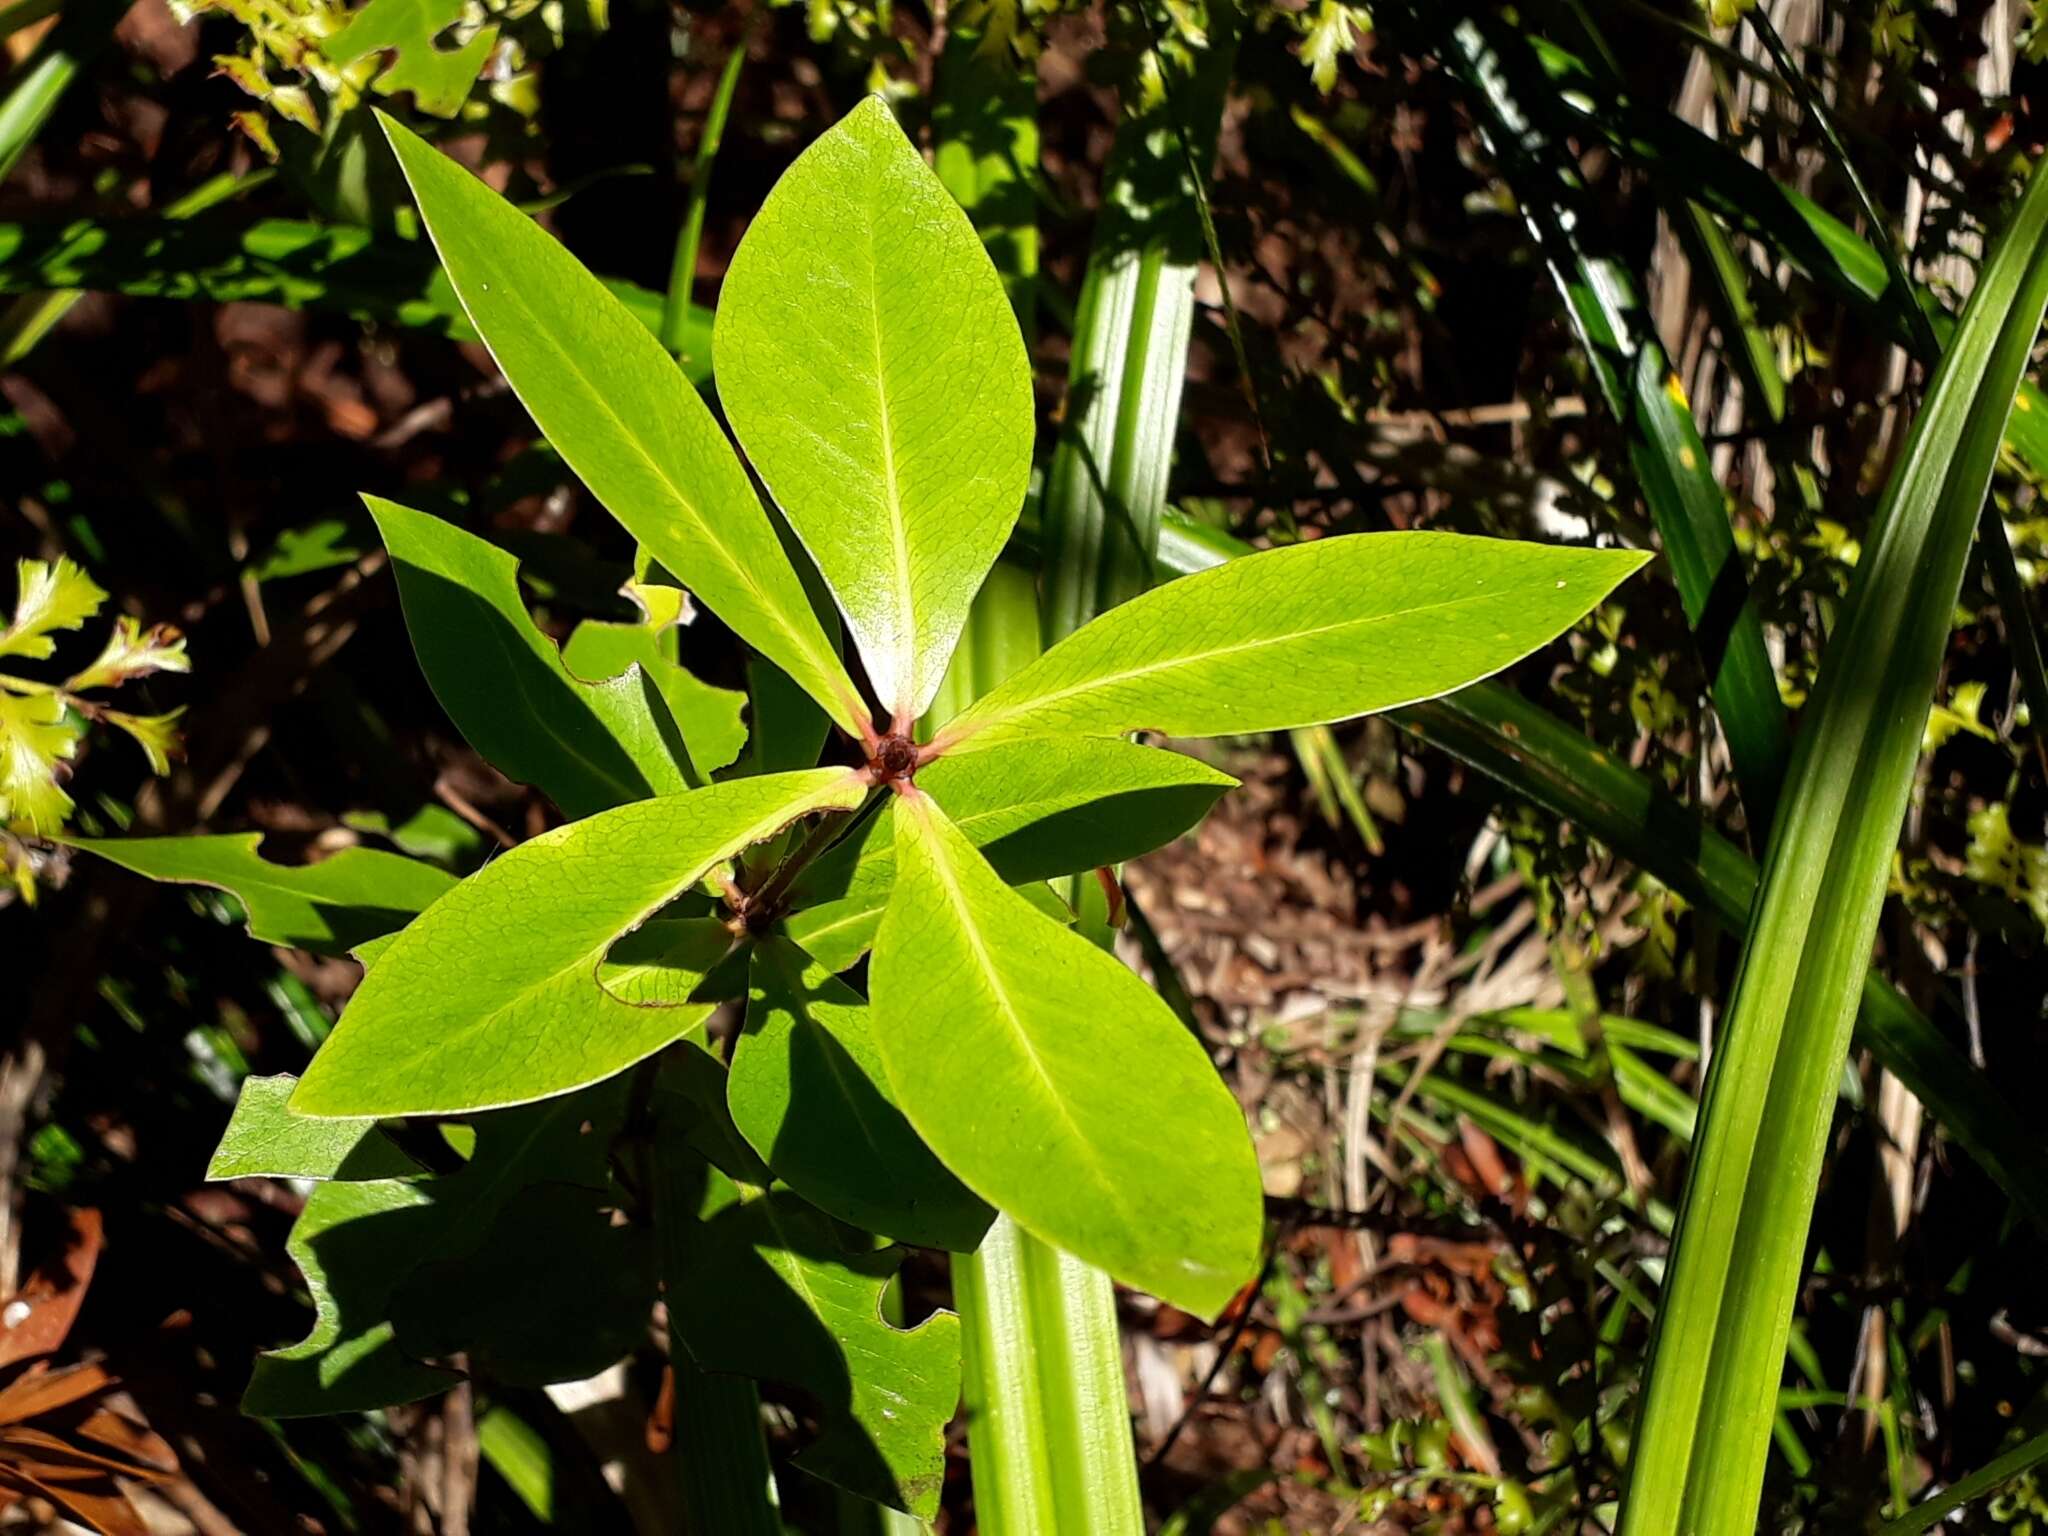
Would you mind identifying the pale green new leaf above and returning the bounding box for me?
[561,581,748,783]
[654,1059,962,1519]
[369,495,687,816]
[377,113,865,737]
[0,555,105,661]
[1619,159,2048,1536]
[785,736,1232,970]
[208,1074,422,1182]
[0,688,78,834]
[716,96,1034,721]
[870,791,1262,1318]
[292,768,866,1117]
[63,831,454,955]
[730,940,992,1251]
[935,532,1648,751]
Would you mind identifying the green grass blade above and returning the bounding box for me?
[1438,12,1790,835]
[1880,1426,2048,1536]
[0,0,122,185]
[1526,34,2048,479]
[1039,19,1237,641]
[1619,156,2048,1536]
[661,29,747,360]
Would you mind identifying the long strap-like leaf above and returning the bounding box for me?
[1619,156,2048,1536]
[1429,12,1791,836]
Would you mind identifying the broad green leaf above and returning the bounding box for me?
[0,555,105,661]
[715,96,1034,721]
[561,581,748,783]
[785,736,1232,970]
[369,496,686,816]
[1619,158,2048,1536]
[292,768,866,1117]
[244,1078,628,1415]
[935,532,1648,753]
[730,940,991,1251]
[243,1179,460,1416]
[207,1074,422,1182]
[392,1183,652,1388]
[1156,511,2048,1234]
[653,1060,961,1519]
[377,113,865,738]
[870,791,1262,1318]
[63,832,453,955]
[596,915,738,1006]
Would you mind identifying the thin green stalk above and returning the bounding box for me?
[1619,152,2048,1536]
[1741,5,2048,768]
[1880,1426,2048,1536]
[661,31,747,360]
[1436,12,1790,836]
[1040,7,1238,639]
[0,0,122,184]
[1523,33,2048,477]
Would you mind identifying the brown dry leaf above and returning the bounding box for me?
[0,1359,177,1536]
[0,1208,103,1369]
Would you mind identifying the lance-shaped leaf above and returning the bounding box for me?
[207,1074,422,1182]
[63,832,453,955]
[933,532,1647,753]
[242,1179,460,1417]
[369,496,689,816]
[870,791,1262,1318]
[292,768,866,1118]
[730,940,992,1251]
[561,581,748,783]
[715,96,1034,721]
[377,112,865,738]
[653,1061,961,1519]
[1619,159,2048,1536]
[785,736,1232,970]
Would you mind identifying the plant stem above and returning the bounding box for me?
[669,1357,782,1536]
[954,1216,1144,1532]
[661,27,748,359]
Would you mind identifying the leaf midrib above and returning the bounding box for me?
[953,576,1600,741]
[910,802,1137,1235]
